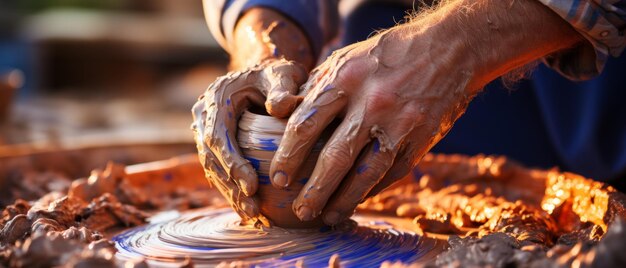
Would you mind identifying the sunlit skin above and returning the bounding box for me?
[198,0,584,225]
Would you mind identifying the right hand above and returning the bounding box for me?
[191,59,307,224]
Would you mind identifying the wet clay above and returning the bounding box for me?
[114,208,443,267]
[238,110,327,228]
[359,154,626,267]
[0,192,146,267]
[3,153,626,267]
[0,157,224,268]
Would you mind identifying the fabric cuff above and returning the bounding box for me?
[538,0,625,80]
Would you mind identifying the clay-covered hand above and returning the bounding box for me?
[192,59,307,224]
[269,0,583,226]
[269,24,478,225]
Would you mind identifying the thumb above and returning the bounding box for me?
[264,60,308,118]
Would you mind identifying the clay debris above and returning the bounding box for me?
[0,160,217,268]
[2,153,626,267]
[0,192,147,267]
[359,154,626,267]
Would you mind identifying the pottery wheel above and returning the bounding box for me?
[114,208,444,267]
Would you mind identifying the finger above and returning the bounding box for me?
[211,173,260,222]
[270,83,348,189]
[363,110,434,198]
[215,88,267,196]
[366,147,420,198]
[321,139,395,225]
[292,113,372,221]
[197,149,259,221]
[193,75,266,197]
[263,60,308,118]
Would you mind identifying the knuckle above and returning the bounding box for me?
[272,154,290,168]
[365,91,397,112]
[356,170,379,186]
[285,115,316,138]
[266,91,294,108]
[334,57,371,88]
[369,153,394,172]
[359,172,382,189]
[321,143,353,167]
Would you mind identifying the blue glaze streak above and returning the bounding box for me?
[373,140,380,153]
[303,185,314,198]
[302,108,317,121]
[356,164,368,175]
[318,225,331,233]
[322,84,333,92]
[298,177,309,185]
[113,209,428,268]
[225,129,234,152]
[226,98,231,106]
[258,138,278,151]
[258,175,271,185]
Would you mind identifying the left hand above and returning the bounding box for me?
[269,22,479,225]
[192,59,307,224]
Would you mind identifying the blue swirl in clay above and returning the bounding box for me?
[114,208,442,267]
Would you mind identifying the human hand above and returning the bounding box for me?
[270,0,581,226]
[269,25,477,225]
[192,59,307,224]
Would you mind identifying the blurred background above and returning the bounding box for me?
[0,0,228,146]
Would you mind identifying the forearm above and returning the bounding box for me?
[230,8,315,71]
[457,0,582,90]
[397,0,584,92]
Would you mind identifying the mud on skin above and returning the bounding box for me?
[236,110,328,227]
[191,58,308,227]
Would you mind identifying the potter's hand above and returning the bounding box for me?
[193,6,315,223]
[270,0,582,225]
[192,59,307,223]
[269,30,474,226]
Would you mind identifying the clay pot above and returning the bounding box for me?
[237,110,326,228]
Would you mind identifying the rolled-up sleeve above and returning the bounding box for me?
[538,0,626,80]
[203,0,339,56]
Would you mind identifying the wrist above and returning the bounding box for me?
[450,0,581,91]
[403,0,582,93]
[230,8,315,71]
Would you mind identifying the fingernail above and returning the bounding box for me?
[324,211,340,225]
[296,206,313,221]
[273,171,288,187]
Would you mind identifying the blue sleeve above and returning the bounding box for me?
[203,0,339,56]
[538,0,626,80]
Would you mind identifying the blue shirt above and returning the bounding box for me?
[205,0,626,183]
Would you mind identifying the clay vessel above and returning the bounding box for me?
[238,110,325,228]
